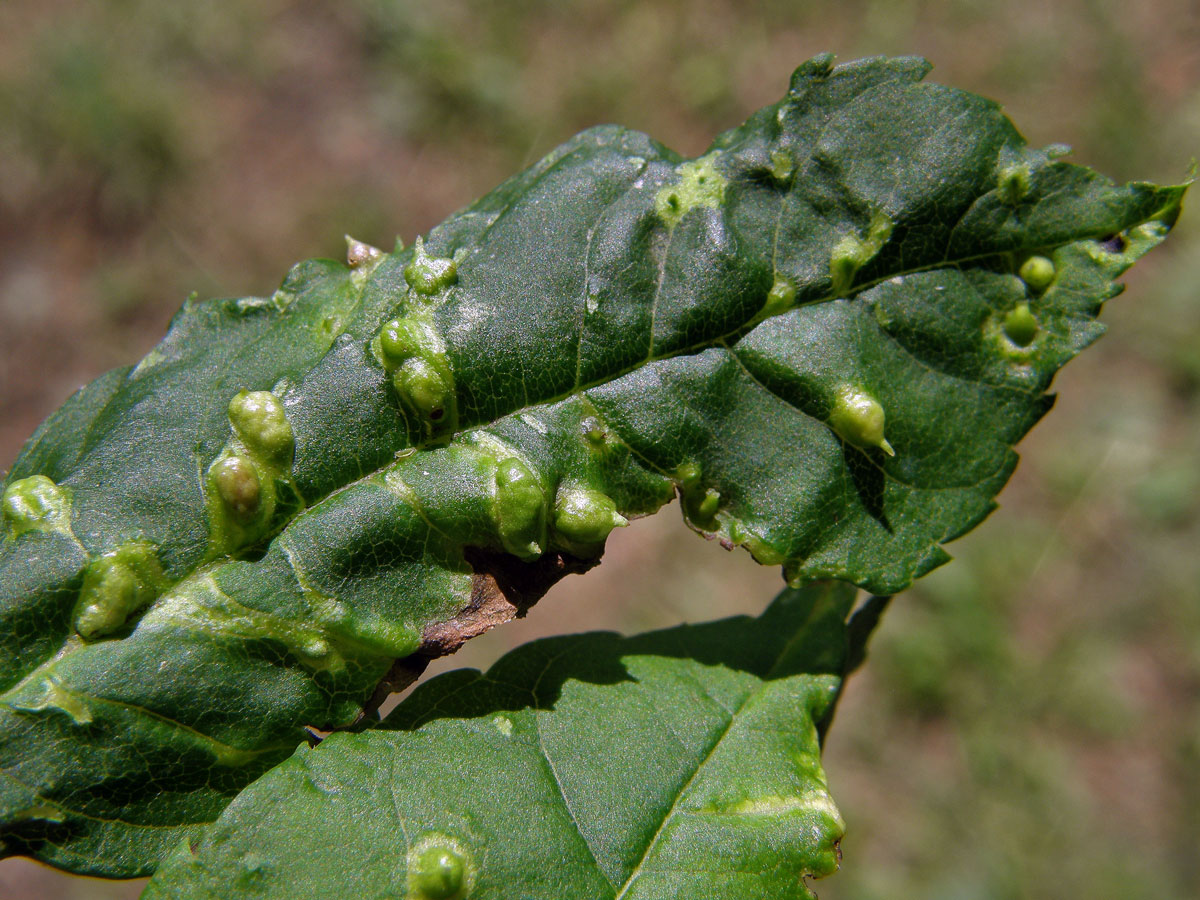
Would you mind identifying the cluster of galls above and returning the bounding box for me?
[492,453,628,562]
[206,389,297,555]
[377,237,464,440]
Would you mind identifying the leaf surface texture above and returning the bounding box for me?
[0,54,1184,874]
[145,583,856,900]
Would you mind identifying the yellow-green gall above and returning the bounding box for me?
[1003,301,1039,348]
[228,391,293,462]
[300,637,330,660]
[77,562,139,639]
[403,236,458,296]
[581,417,607,446]
[1018,255,1056,293]
[11,804,68,824]
[75,541,167,641]
[394,357,453,424]
[829,240,860,297]
[554,488,628,547]
[8,676,93,727]
[828,385,895,456]
[674,462,702,491]
[2,474,71,537]
[654,153,727,230]
[493,457,546,560]
[686,487,721,527]
[997,163,1031,205]
[212,456,261,521]
[829,211,893,297]
[761,274,798,318]
[696,489,720,520]
[742,533,786,566]
[410,845,466,900]
[379,318,430,368]
[407,835,471,900]
[769,150,795,184]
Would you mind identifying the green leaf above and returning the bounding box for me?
[144,582,858,900]
[0,54,1185,875]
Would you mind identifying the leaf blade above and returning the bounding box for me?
[143,583,856,900]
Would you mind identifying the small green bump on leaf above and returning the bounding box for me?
[580,416,607,446]
[677,462,720,527]
[394,357,456,431]
[769,149,795,184]
[74,541,167,641]
[760,273,798,318]
[829,210,893,297]
[654,153,727,230]
[1045,142,1073,158]
[674,461,702,491]
[743,533,786,566]
[407,834,471,900]
[2,474,72,538]
[684,487,721,528]
[997,162,1031,205]
[828,384,895,456]
[829,240,860,297]
[301,637,330,659]
[8,676,93,726]
[493,457,547,561]
[345,235,384,269]
[553,487,628,549]
[379,318,429,369]
[76,568,137,638]
[212,456,262,521]
[696,488,720,521]
[1003,301,1039,348]
[403,236,458,296]
[1018,255,1056,292]
[228,390,294,463]
[10,804,67,824]
[410,849,465,899]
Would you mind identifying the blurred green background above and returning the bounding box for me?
[0,0,1197,897]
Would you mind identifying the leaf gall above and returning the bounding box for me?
[1018,255,1056,292]
[828,385,895,456]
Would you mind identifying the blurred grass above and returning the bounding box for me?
[0,0,1198,897]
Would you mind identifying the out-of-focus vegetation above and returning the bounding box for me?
[0,1,1196,897]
